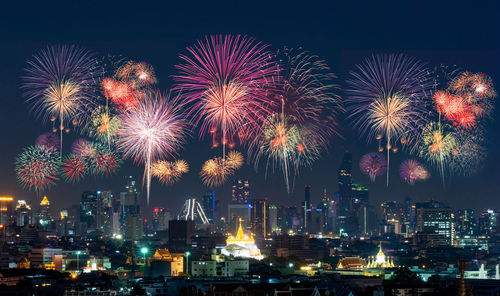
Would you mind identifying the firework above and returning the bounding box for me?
[449,72,496,101]
[116,90,187,204]
[450,128,487,176]
[101,78,138,109]
[346,54,432,185]
[72,138,97,157]
[35,132,61,150]
[22,45,98,157]
[418,122,457,184]
[116,61,157,89]
[92,151,121,176]
[151,159,189,185]
[87,106,121,144]
[15,145,60,192]
[359,152,387,182]
[225,150,244,170]
[61,154,87,183]
[174,34,277,156]
[400,159,429,185]
[200,157,234,188]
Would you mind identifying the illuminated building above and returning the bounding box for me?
[336,152,353,235]
[0,196,14,226]
[152,207,171,232]
[366,244,395,268]
[36,196,51,226]
[221,218,263,260]
[15,200,32,226]
[120,176,142,240]
[478,209,499,238]
[147,249,184,277]
[456,209,476,236]
[268,204,278,234]
[416,199,455,246]
[337,257,367,271]
[80,192,98,230]
[227,203,251,233]
[179,198,209,225]
[304,185,311,231]
[231,179,250,204]
[251,198,267,238]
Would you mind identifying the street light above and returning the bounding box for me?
[185,251,191,275]
[140,247,148,264]
[76,251,81,271]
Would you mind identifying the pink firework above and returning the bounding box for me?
[72,138,97,158]
[61,155,87,183]
[359,152,387,182]
[174,34,278,156]
[35,132,61,150]
[116,90,187,204]
[400,159,429,185]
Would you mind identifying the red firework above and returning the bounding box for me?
[101,77,138,109]
[115,61,157,89]
[93,152,120,176]
[61,155,87,183]
[359,152,387,182]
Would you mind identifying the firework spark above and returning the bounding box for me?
[200,157,233,188]
[116,61,157,89]
[15,145,60,192]
[400,159,429,185]
[450,128,487,176]
[359,152,387,182]
[174,34,277,156]
[87,106,121,144]
[225,150,244,170]
[116,90,187,204]
[346,54,431,185]
[22,45,98,157]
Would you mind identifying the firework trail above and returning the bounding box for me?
[22,45,98,158]
[15,145,60,192]
[359,152,387,182]
[152,159,189,185]
[174,34,277,158]
[35,132,61,150]
[116,90,187,205]
[418,122,457,185]
[400,159,429,185]
[450,128,487,176]
[346,54,431,186]
[61,154,88,183]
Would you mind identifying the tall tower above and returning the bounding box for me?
[120,176,143,240]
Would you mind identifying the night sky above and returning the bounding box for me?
[1,1,499,215]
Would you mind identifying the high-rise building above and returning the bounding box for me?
[227,203,251,234]
[120,176,143,240]
[16,200,32,226]
[231,180,250,204]
[168,219,195,249]
[351,183,369,235]
[416,199,455,246]
[251,199,267,238]
[336,152,353,235]
[202,190,216,223]
[97,190,113,235]
[0,196,14,226]
[478,209,499,237]
[456,209,476,237]
[268,204,278,234]
[303,185,312,231]
[152,207,171,232]
[80,191,98,230]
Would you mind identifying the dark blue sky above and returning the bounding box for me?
[1,1,499,214]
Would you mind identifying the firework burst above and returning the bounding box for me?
[174,34,277,156]
[418,122,457,184]
[200,157,233,188]
[346,54,431,185]
[35,132,61,150]
[359,152,387,182]
[15,145,60,192]
[87,106,121,144]
[116,61,157,89]
[400,159,429,185]
[450,128,487,176]
[152,159,189,185]
[22,45,98,157]
[61,154,88,183]
[116,90,187,204]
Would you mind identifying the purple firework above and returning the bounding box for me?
[399,159,429,185]
[359,152,387,182]
[35,132,61,150]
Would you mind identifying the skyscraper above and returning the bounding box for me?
[416,199,455,246]
[251,199,267,238]
[16,200,32,226]
[231,180,250,204]
[97,190,113,236]
[351,183,369,235]
[202,190,216,223]
[120,176,143,240]
[304,185,311,231]
[0,196,13,226]
[80,191,98,230]
[336,152,353,235]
